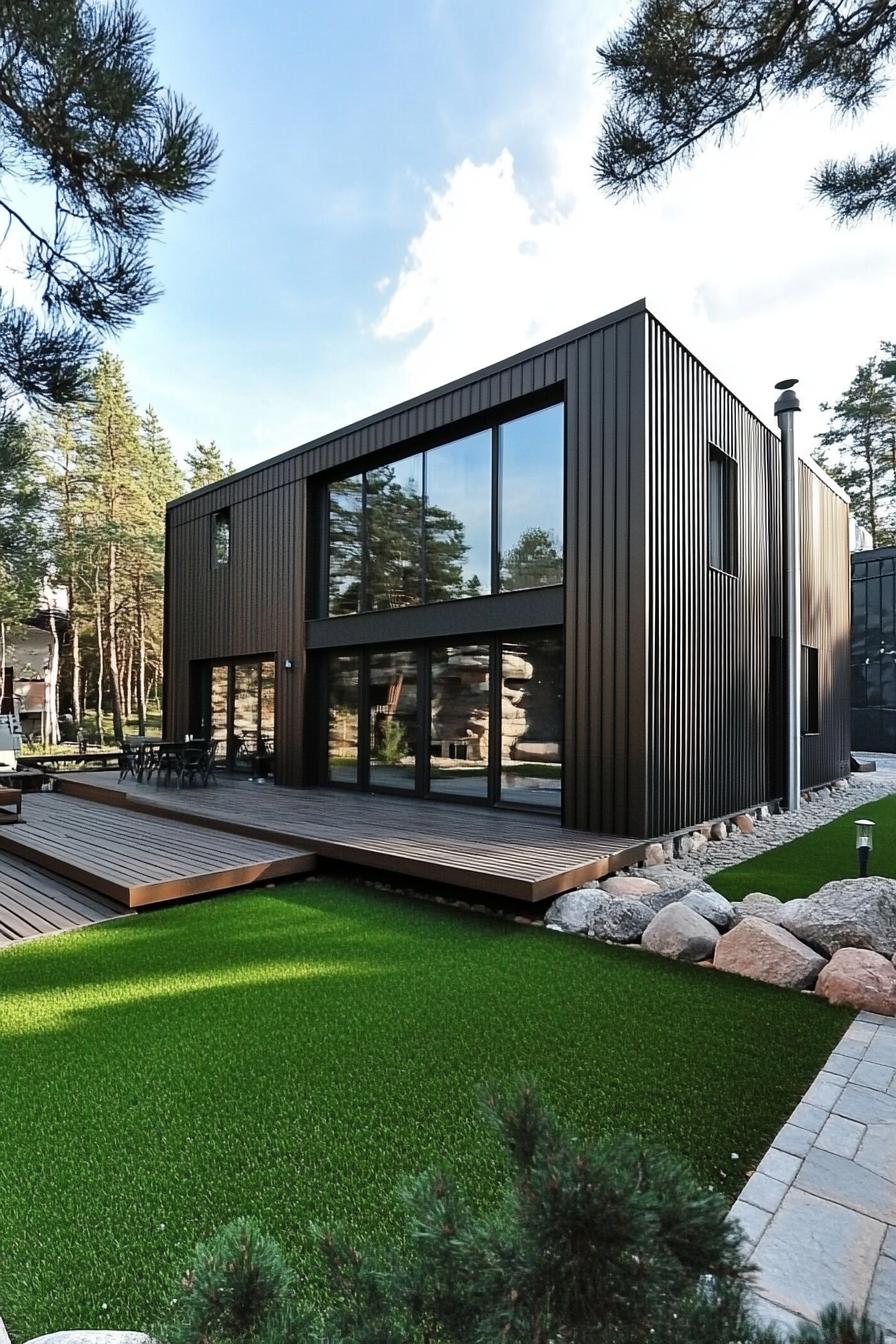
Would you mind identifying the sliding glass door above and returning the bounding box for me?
[322,630,562,811]
[203,656,276,773]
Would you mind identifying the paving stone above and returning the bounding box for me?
[758,1147,803,1183]
[816,1114,866,1160]
[869,1254,896,1332]
[750,1294,814,1332]
[853,1060,895,1091]
[844,1022,878,1047]
[774,1123,816,1158]
[883,1225,896,1260]
[859,1011,896,1027]
[835,1083,896,1126]
[729,1198,772,1249]
[827,1052,861,1078]
[795,1146,896,1221]
[839,1036,874,1059]
[790,1101,830,1135]
[855,1121,896,1181]
[803,1072,845,1111]
[740,1171,789,1214]
[866,1035,896,1068]
[751,1189,885,1319]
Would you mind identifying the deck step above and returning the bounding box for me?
[0,792,316,908]
[0,849,131,945]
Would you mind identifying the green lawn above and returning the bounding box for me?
[712,794,896,903]
[0,878,849,1339]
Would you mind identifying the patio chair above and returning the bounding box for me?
[117,738,138,782]
[154,743,182,789]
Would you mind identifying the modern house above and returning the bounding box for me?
[851,545,896,752]
[163,299,850,843]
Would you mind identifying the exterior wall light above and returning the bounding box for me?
[283,658,294,670]
[855,819,876,877]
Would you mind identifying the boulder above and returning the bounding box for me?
[644,842,665,866]
[641,902,720,962]
[26,1336,154,1344]
[545,889,600,934]
[638,889,688,916]
[600,874,661,898]
[815,948,896,1015]
[733,813,754,835]
[689,831,708,853]
[584,894,654,944]
[780,878,896,958]
[714,917,827,989]
[731,894,787,926]
[710,822,728,841]
[641,865,716,895]
[681,890,735,930]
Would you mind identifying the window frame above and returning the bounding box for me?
[801,644,820,735]
[211,507,232,568]
[707,442,737,577]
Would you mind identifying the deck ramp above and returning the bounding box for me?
[0,792,316,908]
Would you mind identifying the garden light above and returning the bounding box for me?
[855,819,876,877]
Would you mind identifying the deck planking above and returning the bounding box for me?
[0,792,316,908]
[58,773,646,901]
[0,850,130,944]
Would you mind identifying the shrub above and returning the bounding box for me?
[161,1086,884,1344]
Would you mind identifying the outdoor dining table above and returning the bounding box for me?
[133,739,209,786]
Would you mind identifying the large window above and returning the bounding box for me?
[324,402,564,615]
[499,405,564,591]
[201,656,275,773]
[321,629,562,811]
[802,644,819,735]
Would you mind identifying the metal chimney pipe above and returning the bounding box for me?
[775,379,802,813]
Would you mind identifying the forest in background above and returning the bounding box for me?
[0,352,232,745]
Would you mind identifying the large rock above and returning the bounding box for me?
[681,890,735,930]
[640,865,716,896]
[600,874,660,898]
[26,1336,154,1344]
[641,902,719,962]
[815,948,896,1015]
[733,813,754,834]
[781,878,896,958]
[545,889,600,934]
[638,889,688,916]
[714,917,827,990]
[731,894,787,926]
[643,842,666,866]
[584,894,654,944]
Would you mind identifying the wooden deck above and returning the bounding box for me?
[57,773,646,902]
[0,792,316,908]
[0,850,130,945]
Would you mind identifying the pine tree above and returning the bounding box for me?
[0,3,217,415]
[594,0,896,223]
[0,419,46,707]
[816,353,896,547]
[186,440,234,491]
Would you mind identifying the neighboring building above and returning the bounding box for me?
[1,591,69,742]
[851,546,896,752]
[163,299,850,841]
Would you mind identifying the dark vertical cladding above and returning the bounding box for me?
[645,316,781,832]
[644,316,850,831]
[851,547,896,751]
[563,312,648,835]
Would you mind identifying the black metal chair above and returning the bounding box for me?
[180,738,218,788]
[117,739,138,783]
[154,743,182,789]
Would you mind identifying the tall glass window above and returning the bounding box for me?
[499,404,564,591]
[367,457,423,611]
[499,633,562,808]
[425,431,492,602]
[328,653,360,783]
[429,644,490,797]
[368,649,418,790]
[328,474,363,615]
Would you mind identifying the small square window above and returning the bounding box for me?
[802,645,819,734]
[212,508,231,567]
[708,444,737,574]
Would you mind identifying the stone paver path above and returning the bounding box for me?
[731,1011,896,1333]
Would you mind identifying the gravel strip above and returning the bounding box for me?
[654,758,896,886]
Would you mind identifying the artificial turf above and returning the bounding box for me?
[711,793,896,902]
[0,878,849,1339]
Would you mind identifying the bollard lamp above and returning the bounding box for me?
[855,819,876,877]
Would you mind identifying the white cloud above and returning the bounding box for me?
[374,91,896,452]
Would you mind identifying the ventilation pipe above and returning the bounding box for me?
[775,378,801,813]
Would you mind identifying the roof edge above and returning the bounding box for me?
[167,298,648,510]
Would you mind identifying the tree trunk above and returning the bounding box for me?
[865,429,878,545]
[94,577,105,745]
[105,542,124,742]
[45,608,61,745]
[71,613,82,727]
[135,576,148,735]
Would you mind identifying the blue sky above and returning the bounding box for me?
[112,0,896,474]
